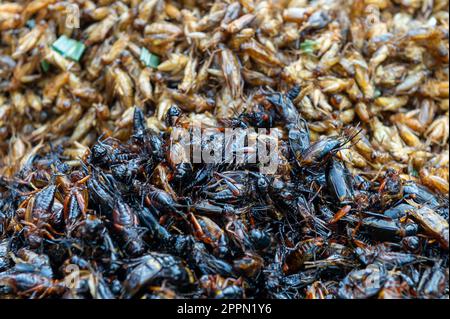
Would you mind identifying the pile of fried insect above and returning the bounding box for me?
[1,88,448,299]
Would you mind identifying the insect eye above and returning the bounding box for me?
[112,164,127,180]
[257,177,269,190]
[168,106,181,117]
[92,144,107,158]
[405,223,418,236]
